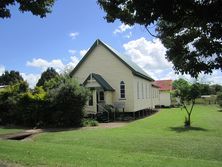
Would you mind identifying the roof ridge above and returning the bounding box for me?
[98,39,154,81]
[70,39,154,81]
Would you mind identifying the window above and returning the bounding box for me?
[89,95,93,106]
[120,81,125,99]
[137,81,139,99]
[99,91,104,101]
[146,84,148,99]
[142,83,144,99]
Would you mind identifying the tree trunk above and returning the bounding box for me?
[186,113,191,127]
[184,113,191,128]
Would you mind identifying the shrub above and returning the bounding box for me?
[18,86,48,127]
[217,92,222,108]
[0,82,27,125]
[47,76,90,127]
[0,75,90,128]
[82,119,98,127]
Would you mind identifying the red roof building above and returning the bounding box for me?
[154,80,173,91]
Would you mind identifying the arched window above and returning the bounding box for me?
[120,81,125,99]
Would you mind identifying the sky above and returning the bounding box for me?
[0,0,221,88]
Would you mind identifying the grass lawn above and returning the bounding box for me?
[0,105,222,167]
[0,127,24,135]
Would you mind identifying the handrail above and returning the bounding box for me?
[97,103,109,113]
[97,103,109,122]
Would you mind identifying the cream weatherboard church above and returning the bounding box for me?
[70,39,160,114]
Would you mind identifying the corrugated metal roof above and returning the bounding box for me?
[101,40,153,81]
[70,39,154,81]
[83,73,114,91]
[154,80,173,91]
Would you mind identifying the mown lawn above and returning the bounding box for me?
[0,127,24,135]
[0,105,222,167]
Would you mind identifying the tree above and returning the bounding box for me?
[217,92,222,108]
[36,67,59,87]
[0,0,55,19]
[98,0,222,78]
[47,75,90,127]
[198,83,210,95]
[0,70,24,85]
[209,84,222,95]
[173,79,201,127]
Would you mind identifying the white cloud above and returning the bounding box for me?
[21,73,41,88]
[123,37,172,71]
[27,58,65,73]
[69,32,79,39]
[113,24,133,34]
[124,31,132,38]
[122,37,222,84]
[80,49,88,57]
[0,65,5,75]
[26,55,82,87]
[68,49,76,55]
[66,56,80,70]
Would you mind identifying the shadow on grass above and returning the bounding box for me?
[170,126,208,133]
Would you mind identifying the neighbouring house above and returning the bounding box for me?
[70,39,160,115]
[154,80,173,107]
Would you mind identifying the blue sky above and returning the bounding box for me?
[0,0,221,87]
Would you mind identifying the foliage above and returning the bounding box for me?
[217,92,222,108]
[173,79,201,127]
[0,74,90,128]
[0,82,28,125]
[17,86,48,127]
[0,70,24,86]
[81,118,98,127]
[198,84,210,95]
[0,0,55,19]
[47,75,90,127]
[210,84,222,95]
[36,67,59,87]
[98,0,222,78]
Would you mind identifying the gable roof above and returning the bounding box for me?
[83,73,114,91]
[153,80,173,91]
[70,39,154,81]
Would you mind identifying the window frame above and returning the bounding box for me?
[99,91,105,101]
[120,81,126,99]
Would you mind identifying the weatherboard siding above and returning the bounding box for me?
[160,91,171,106]
[133,76,154,111]
[72,43,134,112]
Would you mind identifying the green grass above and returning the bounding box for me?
[0,127,24,135]
[0,105,222,167]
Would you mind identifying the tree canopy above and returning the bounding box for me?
[36,67,59,87]
[0,70,24,85]
[98,0,222,78]
[0,0,55,19]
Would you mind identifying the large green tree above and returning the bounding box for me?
[98,0,222,78]
[173,79,201,127]
[0,70,24,85]
[0,0,55,19]
[36,67,59,87]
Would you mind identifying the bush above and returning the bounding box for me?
[18,86,48,127]
[0,82,27,125]
[81,118,98,127]
[46,76,90,127]
[217,92,222,108]
[0,76,90,128]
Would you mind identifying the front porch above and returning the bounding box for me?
[83,73,115,114]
